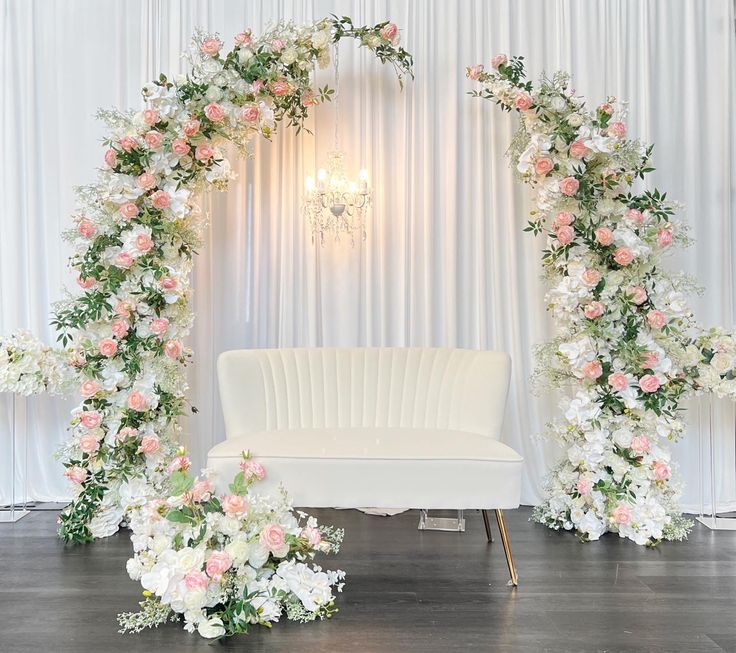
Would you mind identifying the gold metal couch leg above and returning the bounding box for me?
[495,509,518,587]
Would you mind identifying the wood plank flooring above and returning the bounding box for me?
[0,507,734,653]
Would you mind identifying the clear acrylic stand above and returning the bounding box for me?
[696,394,736,531]
[417,509,466,532]
[0,394,29,523]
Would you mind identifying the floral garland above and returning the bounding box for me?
[118,450,345,639]
[0,330,74,396]
[465,55,727,545]
[51,17,412,544]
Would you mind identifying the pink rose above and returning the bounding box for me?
[380,23,399,44]
[631,436,651,455]
[78,218,96,239]
[608,121,626,138]
[270,38,286,51]
[653,461,670,481]
[608,372,629,392]
[171,138,190,156]
[251,80,265,94]
[150,190,170,210]
[625,208,644,225]
[183,119,200,137]
[569,140,590,159]
[103,148,117,167]
[556,225,575,245]
[99,338,118,358]
[191,479,212,502]
[582,360,603,380]
[77,276,96,289]
[259,524,289,557]
[515,91,533,111]
[270,80,291,96]
[204,102,226,122]
[553,211,574,228]
[115,300,135,317]
[559,177,580,196]
[595,227,614,246]
[195,143,214,161]
[69,350,86,367]
[119,202,139,220]
[79,433,100,454]
[164,340,183,359]
[628,286,648,305]
[119,135,137,152]
[599,102,614,115]
[167,455,191,473]
[641,351,659,370]
[301,526,322,546]
[584,301,604,319]
[612,504,632,524]
[80,379,100,398]
[534,157,554,176]
[639,374,661,393]
[137,171,157,190]
[80,410,101,429]
[144,131,164,149]
[581,268,602,287]
[205,550,232,580]
[115,251,134,269]
[116,427,138,441]
[576,478,593,495]
[127,390,147,411]
[239,105,260,122]
[135,233,154,253]
[240,459,266,481]
[657,228,673,248]
[160,276,178,290]
[200,37,222,57]
[466,64,484,81]
[184,570,209,590]
[234,30,252,46]
[111,320,129,339]
[64,466,87,484]
[647,310,666,330]
[301,89,318,107]
[613,247,634,266]
[150,317,169,335]
[491,53,508,69]
[139,434,160,454]
[221,494,249,516]
[143,108,160,126]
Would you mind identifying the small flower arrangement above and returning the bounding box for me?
[118,450,345,639]
[0,330,74,396]
[694,328,736,400]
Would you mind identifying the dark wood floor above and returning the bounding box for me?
[1,507,735,653]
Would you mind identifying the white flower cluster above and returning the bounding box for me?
[695,329,736,400]
[121,453,345,639]
[0,330,74,396]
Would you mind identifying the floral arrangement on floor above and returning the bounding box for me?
[0,330,74,396]
[466,55,714,545]
[118,450,345,639]
[49,17,412,543]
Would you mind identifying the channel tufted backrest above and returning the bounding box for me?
[217,348,510,440]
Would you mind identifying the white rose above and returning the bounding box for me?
[205,85,223,102]
[281,47,298,65]
[238,49,254,64]
[550,96,567,112]
[612,428,633,449]
[152,534,171,554]
[183,586,207,611]
[220,515,241,537]
[225,539,250,565]
[567,113,583,127]
[710,352,734,376]
[247,541,270,569]
[197,616,226,639]
[311,29,331,49]
[176,547,205,573]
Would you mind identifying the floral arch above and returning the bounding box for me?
[30,17,413,544]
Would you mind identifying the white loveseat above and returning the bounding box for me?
[208,347,523,584]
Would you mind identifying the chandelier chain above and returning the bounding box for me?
[333,42,340,151]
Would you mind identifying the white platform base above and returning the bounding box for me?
[0,509,30,523]
[696,516,736,531]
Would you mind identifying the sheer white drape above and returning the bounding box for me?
[1,0,734,512]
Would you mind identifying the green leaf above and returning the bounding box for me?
[170,470,194,495]
[165,508,195,524]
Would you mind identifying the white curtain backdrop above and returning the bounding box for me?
[1,0,734,513]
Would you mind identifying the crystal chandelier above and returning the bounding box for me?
[304,44,371,245]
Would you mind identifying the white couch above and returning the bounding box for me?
[208,347,523,584]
